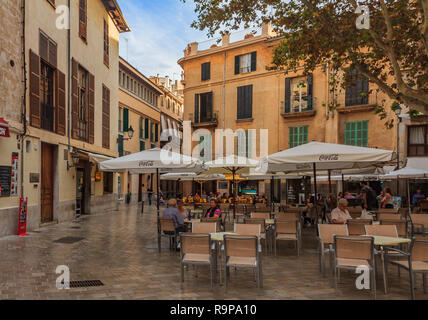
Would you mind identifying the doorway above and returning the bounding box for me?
[41,143,54,223]
[76,168,85,216]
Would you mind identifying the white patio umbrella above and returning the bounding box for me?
[99,148,207,218]
[381,167,428,215]
[206,155,259,219]
[257,142,395,220]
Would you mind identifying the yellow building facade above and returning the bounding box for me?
[178,23,401,198]
[118,58,162,204]
[0,0,129,237]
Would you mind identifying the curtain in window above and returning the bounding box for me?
[409,126,425,144]
[241,54,251,73]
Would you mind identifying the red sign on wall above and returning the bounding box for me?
[18,197,28,236]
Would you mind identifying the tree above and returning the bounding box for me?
[183,0,428,119]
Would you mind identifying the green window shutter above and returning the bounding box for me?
[139,117,143,138]
[144,118,149,139]
[251,51,257,72]
[234,55,240,75]
[140,140,145,152]
[289,126,308,148]
[345,121,368,147]
[284,78,291,114]
[118,134,124,157]
[307,74,313,110]
[123,108,129,131]
[155,123,159,142]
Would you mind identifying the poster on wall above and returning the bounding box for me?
[0,166,12,197]
[11,153,19,196]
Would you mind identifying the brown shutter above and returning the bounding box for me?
[79,0,87,40]
[48,39,57,68]
[104,20,109,67]
[102,85,110,149]
[39,32,49,62]
[56,70,66,135]
[88,73,95,144]
[29,50,41,128]
[71,58,79,139]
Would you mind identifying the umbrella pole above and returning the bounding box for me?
[342,174,345,195]
[270,176,274,213]
[233,168,237,221]
[328,170,332,194]
[407,178,411,218]
[156,168,160,218]
[313,163,319,224]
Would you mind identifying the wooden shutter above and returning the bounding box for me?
[39,32,49,63]
[207,92,213,120]
[144,118,149,139]
[251,51,257,72]
[246,85,253,118]
[29,50,41,128]
[194,94,200,122]
[123,108,129,131]
[79,0,87,40]
[102,85,110,149]
[104,20,109,67]
[88,73,95,144]
[155,123,159,142]
[71,58,79,139]
[284,78,291,114]
[307,73,313,110]
[237,86,244,119]
[55,70,66,135]
[40,31,57,67]
[48,39,57,68]
[234,55,240,75]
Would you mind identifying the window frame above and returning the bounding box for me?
[408,125,428,157]
[344,120,369,147]
[289,126,309,149]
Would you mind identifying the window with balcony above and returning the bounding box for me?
[77,67,89,141]
[40,61,55,132]
[289,126,308,148]
[345,69,369,107]
[344,120,368,147]
[235,52,257,75]
[194,92,214,123]
[408,125,428,157]
[199,134,212,162]
[284,75,313,114]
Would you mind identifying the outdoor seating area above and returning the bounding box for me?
[98,143,428,300]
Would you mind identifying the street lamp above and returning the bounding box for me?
[117,125,135,143]
[66,150,81,171]
[394,105,403,170]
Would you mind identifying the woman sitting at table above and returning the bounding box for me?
[331,199,353,224]
[205,199,222,219]
[177,199,189,219]
[194,193,201,203]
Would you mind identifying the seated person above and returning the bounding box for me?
[205,199,222,220]
[331,199,352,224]
[162,198,187,234]
[413,189,426,206]
[177,199,189,220]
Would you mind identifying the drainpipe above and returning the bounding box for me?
[222,51,226,130]
[20,0,27,198]
[67,0,71,152]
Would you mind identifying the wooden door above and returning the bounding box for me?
[41,143,54,223]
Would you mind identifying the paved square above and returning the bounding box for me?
[0,206,426,300]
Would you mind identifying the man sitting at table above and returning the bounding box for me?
[205,199,222,219]
[163,198,187,234]
[331,199,353,224]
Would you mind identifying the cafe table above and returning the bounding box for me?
[363,235,412,294]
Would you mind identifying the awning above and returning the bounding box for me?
[87,152,114,164]
[407,157,428,171]
[0,118,10,138]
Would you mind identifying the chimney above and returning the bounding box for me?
[262,22,275,37]
[190,42,199,55]
[222,32,230,47]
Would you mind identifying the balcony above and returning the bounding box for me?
[190,111,218,128]
[280,101,317,119]
[336,92,378,114]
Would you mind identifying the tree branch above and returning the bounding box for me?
[420,0,428,55]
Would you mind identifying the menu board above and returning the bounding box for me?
[11,153,19,196]
[0,166,12,197]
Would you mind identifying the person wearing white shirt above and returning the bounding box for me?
[331,199,352,224]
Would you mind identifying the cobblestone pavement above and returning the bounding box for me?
[0,205,426,300]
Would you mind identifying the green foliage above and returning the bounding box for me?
[183,0,428,114]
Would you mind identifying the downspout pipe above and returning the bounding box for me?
[20,0,27,198]
[67,0,71,152]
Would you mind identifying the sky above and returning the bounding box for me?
[117,0,215,82]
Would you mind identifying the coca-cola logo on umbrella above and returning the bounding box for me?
[319,154,340,161]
